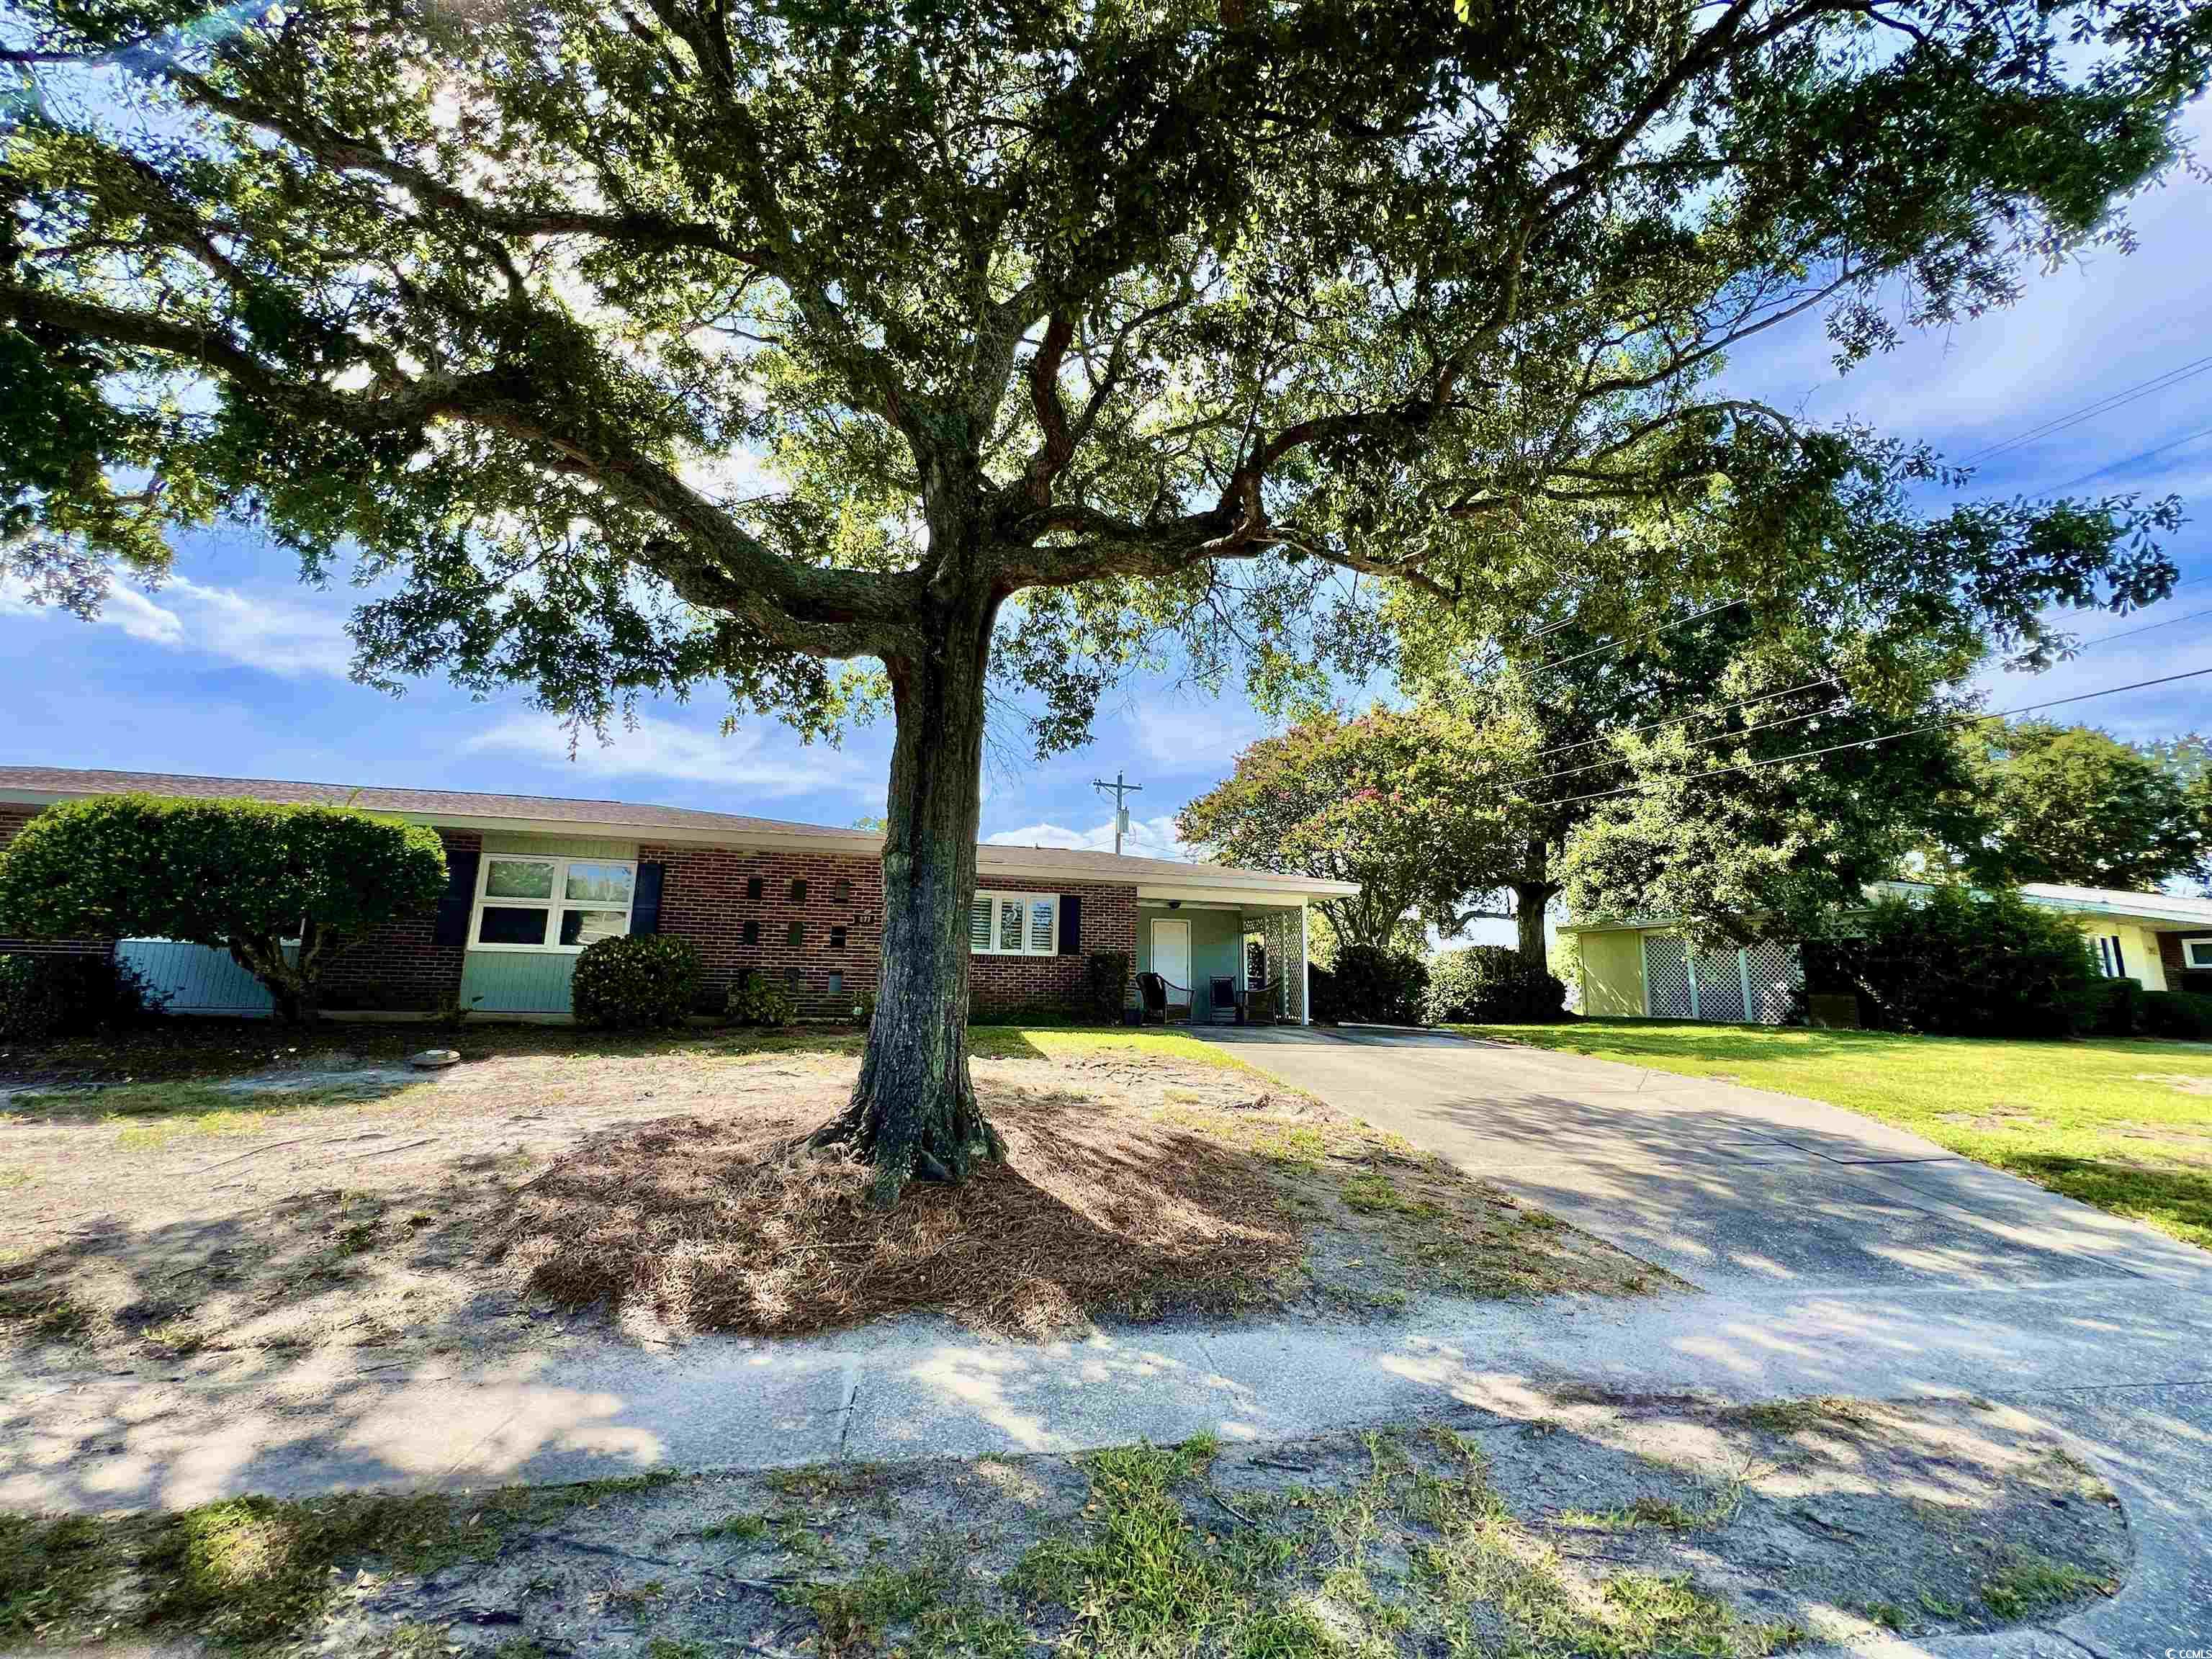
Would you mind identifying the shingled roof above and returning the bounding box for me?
[0,765,1357,898]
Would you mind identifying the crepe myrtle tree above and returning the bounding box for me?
[4,0,2206,1202]
[1177,706,1526,949]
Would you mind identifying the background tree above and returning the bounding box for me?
[6,0,2205,1202]
[0,796,448,1022]
[1402,599,1985,957]
[1946,721,2210,889]
[1177,707,1521,948]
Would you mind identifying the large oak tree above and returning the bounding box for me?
[4,0,2206,1202]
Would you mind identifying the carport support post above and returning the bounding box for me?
[1300,902,1310,1027]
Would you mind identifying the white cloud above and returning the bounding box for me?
[1,575,356,678]
[464,714,868,798]
[1130,698,1272,775]
[985,813,1195,861]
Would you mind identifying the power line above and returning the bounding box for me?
[1956,355,2212,466]
[1526,597,1745,678]
[2040,424,2212,498]
[1499,367,2211,711]
[1532,665,2212,809]
[1509,575,2206,771]
[1513,696,1849,788]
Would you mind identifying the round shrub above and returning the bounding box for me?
[1424,945,1568,1024]
[570,934,703,1029]
[1313,944,1429,1025]
[726,968,794,1028]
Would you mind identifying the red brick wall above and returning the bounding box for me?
[2,796,1139,1020]
[2157,930,2212,995]
[969,882,1136,1012]
[640,840,1137,1019]
[320,829,479,1012]
[0,804,113,958]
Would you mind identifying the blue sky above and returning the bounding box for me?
[6,98,2211,893]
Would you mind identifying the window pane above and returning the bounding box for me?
[485,859,554,899]
[970,898,992,950]
[1030,900,1055,954]
[477,905,549,945]
[999,899,1023,952]
[563,860,634,904]
[559,907,629,948]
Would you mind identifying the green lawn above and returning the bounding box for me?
[1446,1020,2212,1250]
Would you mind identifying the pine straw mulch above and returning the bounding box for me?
[497,1067,1673,1341]
[497,1078,1312,1341]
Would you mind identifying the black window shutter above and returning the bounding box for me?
[634,861,666,934]
[432,847,480,948]
[1058,894,1082,955]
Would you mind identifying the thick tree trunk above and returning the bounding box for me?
[810,580,1004,1208]
[1514,839,1554,976]
[229,935,319,1023]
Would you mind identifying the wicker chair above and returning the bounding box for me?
[1135,971,1192,1024]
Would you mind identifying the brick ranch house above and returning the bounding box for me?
[0,767,1354,1024]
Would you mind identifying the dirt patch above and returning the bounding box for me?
[0,1392,2126,1656]
[0,1034,1666,1361]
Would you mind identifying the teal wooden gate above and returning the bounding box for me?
[118,940,279,1017]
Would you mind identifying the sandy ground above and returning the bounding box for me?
[0,1042,1660,1372]
[307,1393,2127,1657]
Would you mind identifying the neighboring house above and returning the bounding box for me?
[0,767,1354,1024]
[1561,879,2212,1025]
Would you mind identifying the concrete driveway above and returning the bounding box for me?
[1195,1024,2210,1292]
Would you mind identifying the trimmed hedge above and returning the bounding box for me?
[725,968,794,1028]
[1086,950,1132,1021]
[1424,945,1568,1024]
[2090,975,2147,1038]
[571,934,704,1028]
[0,952,162,1042]
[1311,944,1429,1025]
[1826,886,2103,1038]
[2144,989,2212,1040]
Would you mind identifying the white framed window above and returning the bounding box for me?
[968,890,1058,957]
[2092,934,2127,979]
[471,855,637,953]
[2184,938,2212,971]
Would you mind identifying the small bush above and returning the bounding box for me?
[1085,950,1131,1020]
[1424,945,1568,1024]
[2090,975,2146,1038]
[1312,943,1429,1025]
[725,968,794,1028]
[0,951,162,1041]
[1827,887,2102,1038]
[570,934,703,1029]
[2144,989,2212,1040]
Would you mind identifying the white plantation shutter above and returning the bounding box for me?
[1029,899,1056,953]
[999,898,1024,951]
[970,898,992,950]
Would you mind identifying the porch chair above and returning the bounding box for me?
[1239,976,1285,1025]
[1135,971,1192,1025]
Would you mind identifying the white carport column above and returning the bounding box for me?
[1300,901,1311,1026]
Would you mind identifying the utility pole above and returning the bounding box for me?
[1092,770,1143,855]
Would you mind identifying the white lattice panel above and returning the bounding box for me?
[1693,948,1747,1022]
[1642,935,1693,1018]
[1745,940,1804,1025]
